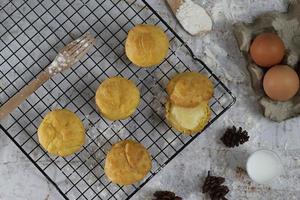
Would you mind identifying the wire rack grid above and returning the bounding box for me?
[0,0,236,199]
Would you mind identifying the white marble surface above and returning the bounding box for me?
[1,0,300,200]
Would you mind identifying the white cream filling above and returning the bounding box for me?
[170,103,205,129]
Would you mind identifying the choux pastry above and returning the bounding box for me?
[165,71,213,135]
[95,76,140,121]
[125,24,169,67]
[38,109,85,157]
[104,140,152,185]
[166,72,214,107]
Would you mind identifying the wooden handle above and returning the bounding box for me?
[0,71,50,120]
[166,0,183,14]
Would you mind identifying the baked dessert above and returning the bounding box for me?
[38,109,85,157]
[95,76,140,121]
[125,24,169,67]
[165,71,213,135]
[104,140,152,185]
[166,72,214,107]
[165,101,211,135]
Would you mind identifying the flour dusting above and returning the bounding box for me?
[176,0,212,35]
[47,53,65,75]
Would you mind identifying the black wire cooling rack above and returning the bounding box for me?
[0,0,236,199]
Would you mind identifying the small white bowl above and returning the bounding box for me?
[246,149,284,184]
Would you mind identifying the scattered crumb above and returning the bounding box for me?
[235,166,247,179]
[249,186,256,192]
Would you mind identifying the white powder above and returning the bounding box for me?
[47,53,64,75]
[80,38,86,44]
[83,42,89,48]
[176,0,212,35]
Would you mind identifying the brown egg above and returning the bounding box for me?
[263,65,299,101]
[250,33,285,67]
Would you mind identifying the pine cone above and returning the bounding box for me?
[153,191,182,200]
[202,171,225,193]
[202,171,229,200]
[221,126,249,148]
[209,185,229,200]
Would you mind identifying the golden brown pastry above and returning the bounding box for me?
[125,24,169,67]
[95,76,140,121]
[165,101,211,135]
[166,72,214,107]
[38,109,85,157]
[165,71,213,134]
[104,140,152,185]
